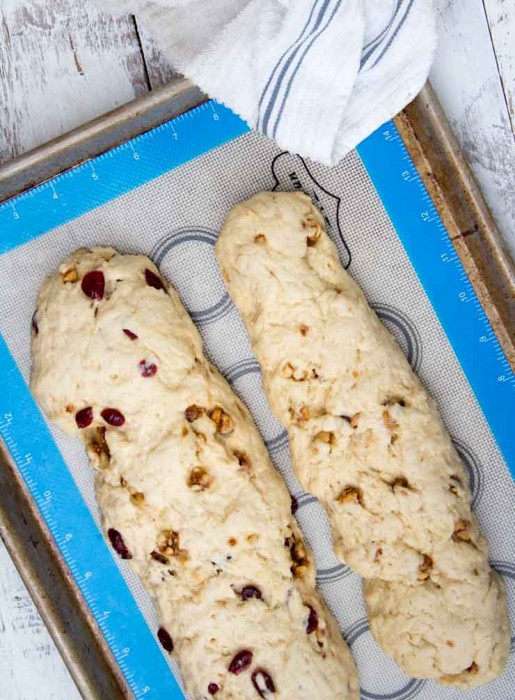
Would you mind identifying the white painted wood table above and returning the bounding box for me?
[0,1,514,698]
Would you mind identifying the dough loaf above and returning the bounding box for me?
[215,192,510,688]
[30,247,359,700]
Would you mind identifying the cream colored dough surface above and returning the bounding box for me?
[30,247,359,700]
[215,191,510,689]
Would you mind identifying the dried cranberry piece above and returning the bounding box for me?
[251,669,276,697]
[208,683,219,695]
[306,605,318,634]
[101,408,125,427]
[241,585,262,601]
[291,495,298,514]
[138,359,158,377]
[145,268,165,291]
[75,406,93,429]
[228,649,253,675]
[107,528,132,559]
[157,627,174,653]
[123,329,138,340]
[31,312,39,335]
[81,270,105,300]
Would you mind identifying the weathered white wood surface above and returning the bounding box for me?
[135,22,178,90]
[483,0,515,132]
[0,539,81,700]
[0,1,513,698]
[0,0,148,161]
[430,0,515,260]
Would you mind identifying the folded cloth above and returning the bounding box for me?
[92,0,436,164]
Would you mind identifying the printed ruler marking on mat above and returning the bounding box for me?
[0,337,183,699]
[357,124,515,476]
[0,101,249,253]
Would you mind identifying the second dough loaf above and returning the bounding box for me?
[216,192,510,688]
[30,247,358,700]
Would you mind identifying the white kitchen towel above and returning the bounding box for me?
[91,0,436,164]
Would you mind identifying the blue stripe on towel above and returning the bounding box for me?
[257,0,322,130]
[271,0,343,139]
[260,0,335,136]
[360,0,404,68]
[370,0,415,69]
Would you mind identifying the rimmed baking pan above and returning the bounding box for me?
[0,77,513,699]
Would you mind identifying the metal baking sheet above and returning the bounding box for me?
[0,79,513,699]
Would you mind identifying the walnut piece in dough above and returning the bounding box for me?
[30,247,359,700]
[216,192,510,688]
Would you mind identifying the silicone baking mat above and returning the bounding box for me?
[0,101,514,699]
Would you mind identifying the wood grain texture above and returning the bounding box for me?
[0,0,148,162]
[0,538,81,700]
[430,0,515,260]
[483,0,515,131]
[133,16,179,90]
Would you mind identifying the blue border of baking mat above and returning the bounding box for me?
[0,99,514,698]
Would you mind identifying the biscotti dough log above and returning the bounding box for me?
[216,192,510,689]
[30,247,359,700]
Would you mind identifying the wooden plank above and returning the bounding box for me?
[430,0,515,261]
[483,0,515,131]
[0,539,81,700]
[133,18,179,90]
[0,0,148,162]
